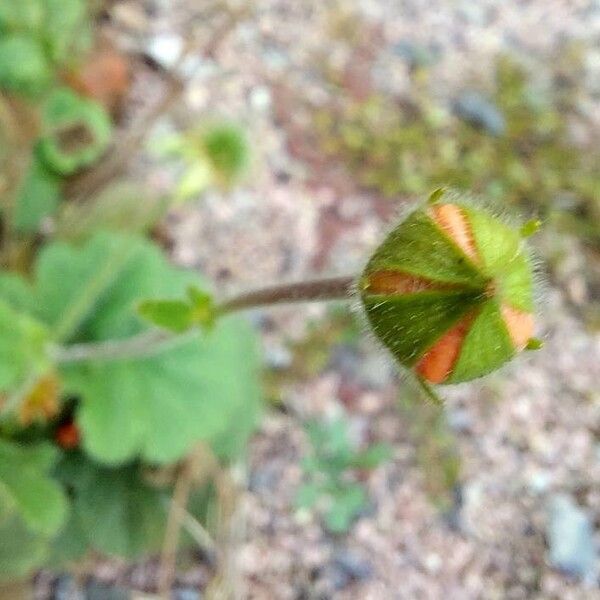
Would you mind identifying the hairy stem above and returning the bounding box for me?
[54,275,355,364]
[217,275,355,314]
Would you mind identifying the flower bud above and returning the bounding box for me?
[360,192,537,384]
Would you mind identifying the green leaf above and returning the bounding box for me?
[0,298,50,393]
[46,509,88,568]
[57,457,166,559]
[0,0,90,64]
[365,208,487,286]
[0,514,49,581]
[65,316,261,464]
[55,181,168,241]
[0,34,51,97]
[201,123,249,186]
[306,418,352,458]
[138,286,216,332]
[175,162,212,201]
[32,232,262,464]
[350,443,392,470]
[138,299,194,333]
[41,0,90,65]
[32,232,139,341]
[188,286,216,329]
[0,440,67,536]
[0,273,36,314]
[0,0,91,90]
[324,484,367,533]
[37,87,112,175]
[13,158,62,233]
[295,482,321,510]
[520,219,541,238]
[0,1,44,31]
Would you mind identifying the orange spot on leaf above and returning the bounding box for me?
[430,203,479,264]
[416,312,475,383]
[501,304,534,350]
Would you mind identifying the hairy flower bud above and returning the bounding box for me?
[360,192,537,384]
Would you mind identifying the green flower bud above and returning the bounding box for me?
[37,87,112,176]
[360,191,538,384]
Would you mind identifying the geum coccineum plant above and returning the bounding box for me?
[135,188,541,399]
[0,118,541,584]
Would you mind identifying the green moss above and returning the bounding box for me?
[313,54,600,245]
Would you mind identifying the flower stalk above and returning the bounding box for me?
[53,275,355,364]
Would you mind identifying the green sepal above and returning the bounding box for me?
[462,205,534,311]
[520,219,542,238]
[525,337,543,350]
[363,290,484,366]
[360,198,537,385]
[447,300,515,383]
[365,208,487,286]
[415,375,444,405]
[427,187,446,204]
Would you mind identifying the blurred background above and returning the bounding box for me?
[3,0,600,598]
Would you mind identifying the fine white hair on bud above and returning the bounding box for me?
[359,189,539,385]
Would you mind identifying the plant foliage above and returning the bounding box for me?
[0,233,262,578]
[0,0,90,97]
[296,416,390,533]
[314,54,600,244]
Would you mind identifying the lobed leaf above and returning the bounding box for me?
[27,232,263,464]
[0,34,51,96]
[13,158,62,233]
[0,299,50,394]
[0,514,49,581]
[0,440,67,536]
[55,456,166,558]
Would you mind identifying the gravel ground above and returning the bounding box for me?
[95,1,600,598]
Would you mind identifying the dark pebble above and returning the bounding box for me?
[85,580,129,600]
[332,549,374,581]
[453,91,506,136]
[173,586,202,600]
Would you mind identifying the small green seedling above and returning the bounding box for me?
[296,416,391,533]
[154,122,249,201]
